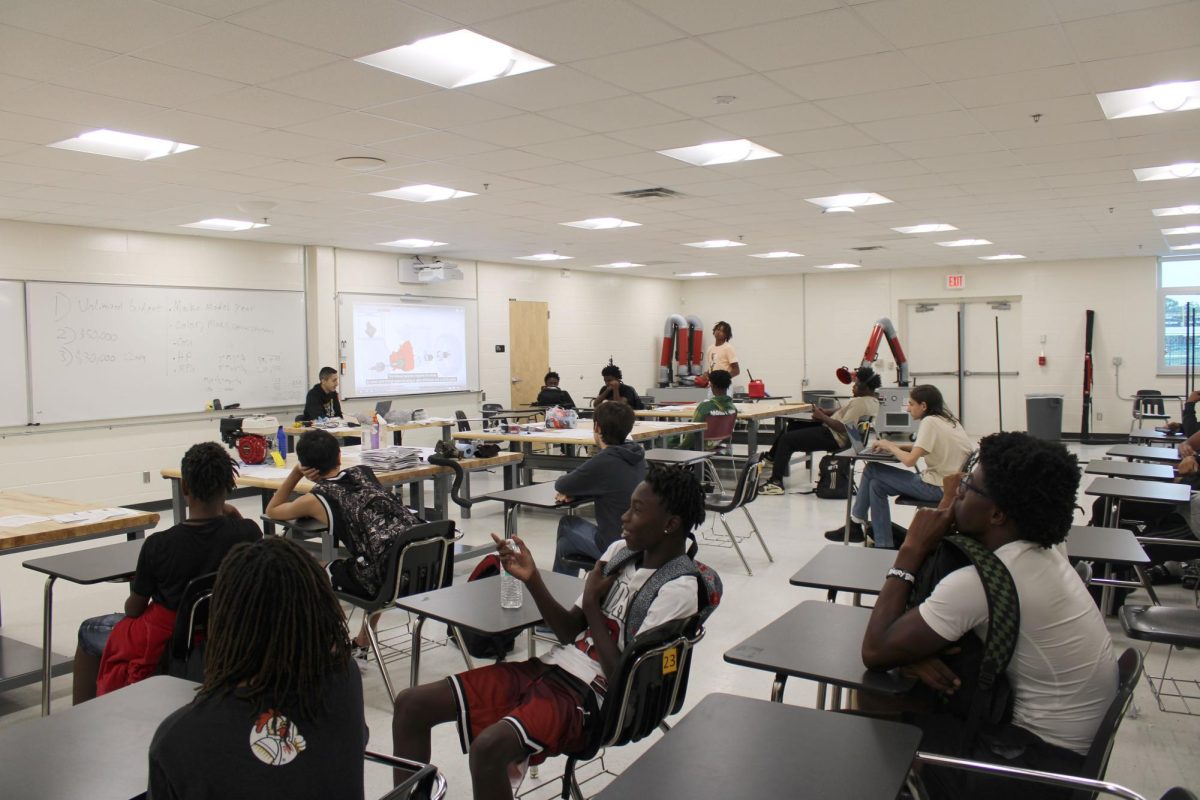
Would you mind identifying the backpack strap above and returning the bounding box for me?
[604,550,706,641]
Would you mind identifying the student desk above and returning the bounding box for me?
[1129,429,1185,445]
[790,544,895,602]
[1106,444,1180,464]
[285,418,456,449]
[453,421,705,485]
[0,492,158,706]
[1085,459,1176,482]
[392,570,582,685]
[24,539,145,715]
[161,447,523,528]
[835,447,900,544]
[0,675,196,799]
[482,481,593,539]
[1084,477,1190,527]
[724,601,914,709]
[635,402,811,456]
[594,693,921,800]
[1065,524,1156,614]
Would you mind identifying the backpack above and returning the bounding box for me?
[602,542,722,642]
[909,534,1019,751]
[815,454,852,499]
[455,554,517,659]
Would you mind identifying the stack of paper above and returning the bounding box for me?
[359,446,423,471]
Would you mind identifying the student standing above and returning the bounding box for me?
[705,321,740,380]
[302,366,343,420]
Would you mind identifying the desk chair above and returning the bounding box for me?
[704,453,773,575]
[912,755,1192,800]
[1120,597,1200,715]
[365,751,448,800]
[159,572,216,681]
[1131,390,1170,434]
[454,410,471,432]
[260,514,333,559]
[909,647,1142,800]
[481,403,503,430]
[699,412,738,491]
[336,520,463,703]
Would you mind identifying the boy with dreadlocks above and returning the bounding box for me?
[393,465,716,800]
[73,442,260,704]
[149,537,367,799]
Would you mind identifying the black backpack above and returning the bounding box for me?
[815,454,852,499]
[454,555,517,659]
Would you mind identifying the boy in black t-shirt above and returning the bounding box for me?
[592,364,644,410]
[535,371,575,408]
[302,366,343,420]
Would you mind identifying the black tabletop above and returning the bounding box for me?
[1106,445,1180,464]
[642,448,710,466]
[593,693,921,800]
[1065,525,1150,564]
[1129,430,1185,443]
[790,545,895,595]
[0,675,196,799]
[1085,460,1176,481]
[1085,477,1190,504]
[393,570,583,636]
[23,539,144,584]
[725,601,915,695]
[484,481,587,509]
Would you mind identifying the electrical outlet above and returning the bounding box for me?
[1096,412,1104,421]
[1112,356,1123,367]
[142,471,151,484]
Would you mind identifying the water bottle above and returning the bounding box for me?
[276,426,287,459]
[369,415,380,450]
[500,541,523,609]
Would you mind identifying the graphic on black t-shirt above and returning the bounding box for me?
[249,710,307,766]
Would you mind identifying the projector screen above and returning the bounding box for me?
[338,293,479,398]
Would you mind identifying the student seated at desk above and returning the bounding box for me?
[760,366,880,495]
[551,402,647,575]
[73,443,261,704]
[302,366,343,421]
[592,364,644,410]
[149,537,366,800]
[684,368,736,451]
[825,384,972,547]
[1165,389,1200,437]
[535,370,576,408]
[391,466,709,800]
[861,433,1117,800]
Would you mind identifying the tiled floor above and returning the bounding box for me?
[1,442,1197,798]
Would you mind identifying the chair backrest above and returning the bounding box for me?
[1133,390,1166,417]
[365,750,446,800]
[480,403,503,430]
[160,571,217,680]
[1072,647,1144,796]
[702,411,737,446]
[640,395,655,406]
[372,520,458,607]
[706,452,764,513]
[454,410,470,432]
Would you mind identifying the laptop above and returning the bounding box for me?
[374,400,392,417]
[844,425,897,461]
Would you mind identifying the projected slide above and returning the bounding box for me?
[350,301,468,396]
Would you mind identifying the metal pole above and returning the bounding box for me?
[995,316,1003,431]
[957,309,965,425]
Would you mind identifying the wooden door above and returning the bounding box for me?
[509,300,549,408]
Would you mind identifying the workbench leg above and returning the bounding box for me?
[171,479,186,524]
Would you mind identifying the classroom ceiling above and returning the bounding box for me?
[0,0,1198,279]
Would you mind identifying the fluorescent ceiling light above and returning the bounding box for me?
[937,239,992,247]
[805,192,892,210]
[372,184,477,202]
[378,238,447,248]
[595,262,644,268]
[893,223,958,234]
[356,29,553,88]
[49,129,197,161]
[1096,80,1200,119]
[683,239,745,248]
[1170,243,1200,251]
[657,139,781,167]
[181,218,269,232]
[515,253,572,261]
[1153,205,1200,216]
[1163,225,1200,236]
[815,263,860,270]
[676,271,718,277]
[749,251,803,259]
[979,254,1026,261]
[560,217,640,230]
[1134,163,1200,181]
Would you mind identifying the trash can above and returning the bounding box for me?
[1026,394,1064,441]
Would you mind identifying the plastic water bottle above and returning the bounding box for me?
[369,415,381,450]
[500,541,523,609]
[276,426,287,458]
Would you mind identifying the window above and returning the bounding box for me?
[1158,257,1200,372]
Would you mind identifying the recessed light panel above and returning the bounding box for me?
[1134,163,1200,181]
[937,239,992,247]
[676,271,718,277]
[657,139,781,166]
[1097,80,1200,119]
[516,253,572,261]
[357,30,553,88]
[181,219,269,232]
[749,251,803,258]
[560,217,640,230]
[683,240,745,248]
[372,184,477,202]
[1153,205,1200,217]
[50,129,197,161]
[893,223,958,234]
[1170,243,1200,251]
[595,262,644,268]
[815,263,860,270]
[1163,225,1200,236]
[979,254,1026,261]
[379,239,447,248]
[805,192,892,210]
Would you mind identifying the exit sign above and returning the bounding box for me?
[946,274,965,290]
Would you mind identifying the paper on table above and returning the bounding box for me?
[50,507,139,524]
[0,514,52,527]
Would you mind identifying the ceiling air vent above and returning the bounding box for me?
[613,187,682,200]
[850,245,885,251]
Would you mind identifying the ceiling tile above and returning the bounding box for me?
[0,84,167,132]
[627,0,838,35]
[370,131,499,160]
[969,95,1105,133]
[475,0,683,63]
[857,110,985,142]
[1047,0,1183,23]
[903,25,1074,82]
[1062,2,1200,62]
[542,95,685,133]
[647,74,802,118]
[994,120,1113,149]
[892,133,1005,158]
[50,56,243,108]
[607,118,742,150]
[707,103,844,137]
[135,0,277,19]
[519,134,643,161]
[757,125,880,154]
[816,84,958,123]
[179,86,342,128]
[444,148,560,174]
[133,22,339,83]
[370,91,520,130]
[227,0,454,57]
[1,0,210,52]
[939,64,1091,108]
[0,109,92,144]
[766,51,929,101]
[573,39,749,92]
[0,25,116,82]
[462,67,627,113]
[263,60,440,109]
[1009,138,1123,164]
[502,162,617,186]
[853,0,1056,49]
[1080,46,1200,93]
[802,144,908,168]
[701,9,892,71]
[398,0,562,26]
[454,114,589,148]
[286,112,431,146]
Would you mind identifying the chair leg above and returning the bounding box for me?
[409,615,426,688]
[451,625,474,671]
[364,616,396,704]
[742,506,773,563]
[722,514,753,575]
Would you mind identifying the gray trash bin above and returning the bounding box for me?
[1026,394,1064,441]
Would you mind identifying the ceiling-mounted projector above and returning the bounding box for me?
[399,256,463,283]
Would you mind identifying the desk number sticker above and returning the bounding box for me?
[271,450,286,467]
[662,647,678,676]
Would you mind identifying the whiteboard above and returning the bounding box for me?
[27,283,307,424]
[338,293,479,399]
[0,281,29,427]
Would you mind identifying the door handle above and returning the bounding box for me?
[511,377,522,383]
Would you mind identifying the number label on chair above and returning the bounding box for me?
[662,647,678,675]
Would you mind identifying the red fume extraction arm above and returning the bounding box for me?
[837,317,910,386]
